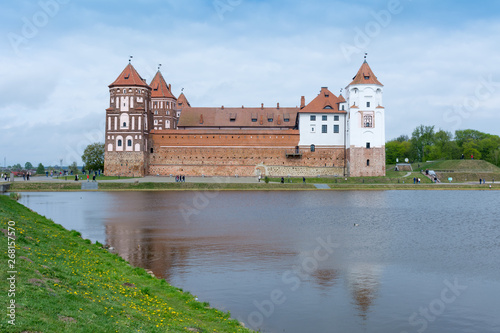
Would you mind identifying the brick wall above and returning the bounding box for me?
[347,147,385,177]
[104,151,147,177]
[148,130,346,176]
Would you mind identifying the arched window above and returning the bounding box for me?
[310,144,315,152]
[127,139,132,146]
[123,89,126,94]
[363,115,373,128]
[123,122,127,127]
[117,139,122,147]
[367,159,370,166]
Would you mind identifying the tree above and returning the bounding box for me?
[386,140,411,164]
[69,161,78,174]
[36,163,45,175]
[12,163,22,171]
[410,125,435,162]
[81,143,105,172]
[25,162,33,170]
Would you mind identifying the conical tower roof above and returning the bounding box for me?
[177,92,191,108]
[348,61,383,86]
[150,71,176,99]
[109,63,150,88]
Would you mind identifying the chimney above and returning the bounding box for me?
[242,105,244,108]
[221,105,224,109]
[261,103,264,110]
[277,102,280,109]
[168,84,171,91]
[300,96,305,108]
[199,114,203,124]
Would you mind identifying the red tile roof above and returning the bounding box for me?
[109,63,150,88]
[348,61,383,86]
[177,106,298,129]
[150,71,176,99]
[177,92,191,109]
[300,87,347,114]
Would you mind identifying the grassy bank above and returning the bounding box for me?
[10,181,316,191]
[0,195,253,332]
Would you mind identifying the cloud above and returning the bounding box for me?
[1,0,500,165]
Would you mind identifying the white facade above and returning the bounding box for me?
[346,85,385,149]
[298,113,346,147]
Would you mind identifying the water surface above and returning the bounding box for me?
[19,191,500,333]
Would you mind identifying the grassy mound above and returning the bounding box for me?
[0,195,252,333]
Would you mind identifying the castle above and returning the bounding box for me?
[104,60,385,178]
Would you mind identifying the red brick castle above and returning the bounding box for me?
[104,60,386,177]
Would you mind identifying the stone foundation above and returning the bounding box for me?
[347,146,385,177]
[104,151,148,177]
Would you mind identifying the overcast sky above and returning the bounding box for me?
[1,0,500,167]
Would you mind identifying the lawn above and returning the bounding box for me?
[0,195,253,333]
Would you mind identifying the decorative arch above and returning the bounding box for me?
[125,135,133,151]
[116,136,123,151]
[107,143,113,152]
[120,113,129,128]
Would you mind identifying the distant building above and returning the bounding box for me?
[104,60,385,177]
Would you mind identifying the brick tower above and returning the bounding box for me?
[104,62,152,177]
[150,70,178,130]
[346,60,386,176]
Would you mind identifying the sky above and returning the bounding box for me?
[1,0,500,167]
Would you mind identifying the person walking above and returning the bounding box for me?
[87,174,89,182]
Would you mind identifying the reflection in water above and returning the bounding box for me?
[16,191,500,333]
[346,263,382,320]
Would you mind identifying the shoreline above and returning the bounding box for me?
[0,195,253,332]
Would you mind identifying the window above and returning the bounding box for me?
[127,139,132,147]
[122,122,127,127]
[310,144,315,152]
[322,115,327,121]
[150,148,154,153]
[251,118,257,122]
[284,118,289,122]
[367,159,370,166]
[117,140,122,147]
[310,115,316,121]
[367,102,371,107]
[363,114,373,128]
[341,105,345,110]
[322,125,327,133]
[310,126,315,133]
[334,115,339,121]
[366,142,370,149]
[268,118,273,122]
[334,124,339,133]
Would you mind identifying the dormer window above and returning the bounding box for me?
[324,106,333,109]
[364,75,369,80]
[229,113,237,122]
[124,74,130,80]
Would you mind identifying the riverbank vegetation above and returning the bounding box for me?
[386,126,500,166]
[0,195,253,332]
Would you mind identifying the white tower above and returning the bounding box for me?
[345,59,386,176]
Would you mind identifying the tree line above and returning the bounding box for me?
[386,126,500,166]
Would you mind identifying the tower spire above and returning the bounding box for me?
[129,55,133,64]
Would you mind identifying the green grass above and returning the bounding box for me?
[0,195,253,333]
[423,159,500,172]
[269,174,432,184]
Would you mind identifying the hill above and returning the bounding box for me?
[423,160,500,183]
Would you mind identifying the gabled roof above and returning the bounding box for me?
[177,106,298,128]
[300,87,346,114]
[348,61,383,86]
[177,93,191,108]
[109,63,150,88]
[150,71,176,99]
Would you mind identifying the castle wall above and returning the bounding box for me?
[348,146,386,177]
[104,151,148,177]
[148,130,346,177]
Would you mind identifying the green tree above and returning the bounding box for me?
[69,161,79,174]
[410,125,435,162]
[385,140,411,164]
[25,162,33,170]
[12,163,22,170]
[81,143,105,172]
[36,163,45,175]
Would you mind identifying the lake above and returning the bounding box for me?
[18,190,500,333]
